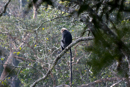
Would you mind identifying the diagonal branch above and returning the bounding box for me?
[30,36,94,87]
[0,0,11,17]
[110,79,124,87]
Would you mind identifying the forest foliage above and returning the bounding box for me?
[0,0,130,87]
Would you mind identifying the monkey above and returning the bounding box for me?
[61,28,72,50]
[60,28,73,86]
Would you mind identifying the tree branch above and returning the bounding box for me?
[110,79,124,87]
[30,36,93,87]
[0,0,11,17]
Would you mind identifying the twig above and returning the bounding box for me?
[110,79,123,87]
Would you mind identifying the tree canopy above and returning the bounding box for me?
[0,0,130,87]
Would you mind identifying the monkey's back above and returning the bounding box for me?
[62,30,72,47]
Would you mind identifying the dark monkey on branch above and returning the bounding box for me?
[61,28,72,50]
[60,28,73,86]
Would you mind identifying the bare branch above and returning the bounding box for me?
[30,36,93,87]
[0,0,11,17]
[110,79,124,87]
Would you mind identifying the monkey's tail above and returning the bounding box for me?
[70,48,72,86]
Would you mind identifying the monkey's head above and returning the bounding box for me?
[61,28,68,33]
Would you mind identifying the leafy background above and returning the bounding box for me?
[0,0,130,87]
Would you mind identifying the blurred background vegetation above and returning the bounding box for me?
[0,0,130,87]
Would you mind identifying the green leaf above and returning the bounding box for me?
[1,58,4,61]
[17,52,20,55]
